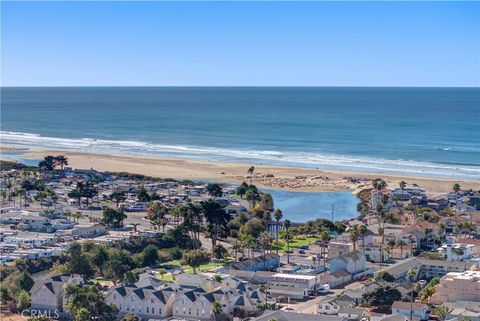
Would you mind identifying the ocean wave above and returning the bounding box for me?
[1,131,479,180]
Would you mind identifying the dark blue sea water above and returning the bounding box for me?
[1,87,479,180]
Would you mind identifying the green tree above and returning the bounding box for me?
[102,207,127,229]
[375,271,395,282]
[74,308,92,321]
[105,249,135,284]
[181,249,211,274]
[362,285,402,309]
[141,245,159,267]
[38,155,56,171]
[54,155,69,170]
[212,301,223,321]
[213,244,228,260]
[236,182,249,199]
[201,200,231,250]
[109,190,126,208]
[240,218,265,239]
[261,193,274,212]
[453,183,461,193]
[433,305,452,321]
[124,271,138,284]
[122,313,141,321]
[16,289,30,311]
[65,284,117,321]
[65,243,94,279]
[137,185,151,202]
[206,183,223,198]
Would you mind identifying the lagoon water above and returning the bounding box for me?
[1,87,479,180]
[263,189,359,223]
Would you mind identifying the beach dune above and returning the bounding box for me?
[5,146,478,194]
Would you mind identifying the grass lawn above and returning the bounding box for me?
[272,236,319,253]
[160,259,234,274]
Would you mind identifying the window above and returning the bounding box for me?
[147,307,149,313]
[152,307,155,314]
[151,299,154,303]
[114,294,116,300]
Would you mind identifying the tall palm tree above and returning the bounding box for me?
[386,238,396,260]
[349,225,360,274]
[396,239,407,259]
[284,219,292,264]
[274,209,283,253]
[247,166,255,185]
[358,224,367,255]
[130,223,140,233]
[318,230,329,274]
[408,268,417,321]
[211,301,223,321]
[399,181,407,196]
[433,305,452,321]
[54,155,69,170]
[230,240,243,262]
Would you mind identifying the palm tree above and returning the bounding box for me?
[247,166,255,185]
[399,181,407,201]
[230,240,243,262]
[386,238,396,260]
[54,155,69,170]
[372,178,387,191]
[452,183,461,193]
[433,305,452,321]
[318,230,329,274]
[396,239,407,259]
[358,224,367,255]
[284,219,292,264]
[408,268,417,321]
[274,209,283,253]
[211,301,223,321]
[130,223,140,233]
[349,225,360,274]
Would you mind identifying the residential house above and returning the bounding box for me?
[252,310,347,321]
[391,301,430,320]
[317,295,356,315]
[30,274,84,315]
[230,253,280,272]
[337,307,367,321]
[328,251,366,275]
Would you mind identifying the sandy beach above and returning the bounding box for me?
[1,146,477,194]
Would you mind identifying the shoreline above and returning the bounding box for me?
[1,145,477,194]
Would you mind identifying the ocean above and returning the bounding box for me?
[1,87,479,180]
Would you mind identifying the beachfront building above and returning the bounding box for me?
[430,271,480,304]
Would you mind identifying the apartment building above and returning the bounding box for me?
[430,271,480,304]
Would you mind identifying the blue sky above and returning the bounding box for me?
[1,1,479,87]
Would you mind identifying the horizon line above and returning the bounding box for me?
[1,85,479,89]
